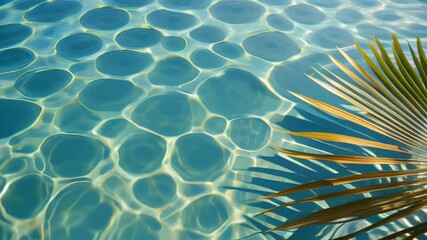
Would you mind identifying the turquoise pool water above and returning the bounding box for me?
[0,0,427,239]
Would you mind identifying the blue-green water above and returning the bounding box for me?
[0,0,426,239]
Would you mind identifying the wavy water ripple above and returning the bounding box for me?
[0,0,426,239]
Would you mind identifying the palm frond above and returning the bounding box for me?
[257,35,427,239]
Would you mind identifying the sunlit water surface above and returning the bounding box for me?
[0,0,427,239]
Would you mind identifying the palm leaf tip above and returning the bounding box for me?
[256,35,427,239]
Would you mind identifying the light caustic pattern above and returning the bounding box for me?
[0,0,426,239]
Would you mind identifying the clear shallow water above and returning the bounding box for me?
[0,0,427,239]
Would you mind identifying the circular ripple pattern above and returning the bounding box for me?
[190,25,227,43]
[228,117,271,150]
[158,0,212,9]
[0,48,35,72]
[285,4,326,25]
[210,0,265,24]
[115,27,162,49]
[1,173,53,219]
[25,0,82,23]
[103,0,153,8]
[96,50,153,76]
[0,99,41,138]
[41,134,107,177]
[161,36,186,51]
[133,173,176,208]
[118,132,166,175]
[242,31,301,61]
[190,49,226,69]
[198,68,280,119]
[148,56,199,86]
[79,78,142,111]
[212,42,244,59]
[80,7,129,30]
[14,69,73,97]
[56,33,103,59]
[146,10,197,30]
[0,0,426,240]
[182,194,231,234]
[131,92,198,136]
[172,133,230,181]
[0,24,32,49]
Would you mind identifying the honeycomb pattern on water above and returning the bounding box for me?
[0,0,426,239]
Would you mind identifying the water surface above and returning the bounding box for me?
[0,0,427,239]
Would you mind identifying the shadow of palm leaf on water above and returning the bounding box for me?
[239,34,427,239]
